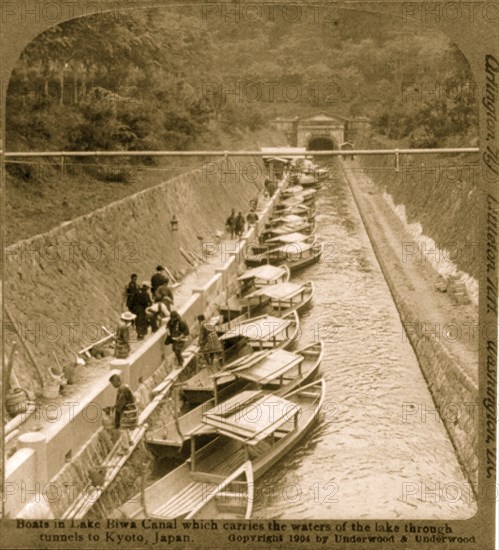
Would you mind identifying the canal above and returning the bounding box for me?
[251,160,476,520]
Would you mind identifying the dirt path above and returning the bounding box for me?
[341,159,478,386]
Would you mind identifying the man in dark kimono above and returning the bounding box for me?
[165,310,190,366]
[226,208,236,238]
[132,282,152,340]
[151,265,168,296]
[109,373,136,454]
[124,273,139,314]
[235,211,245,238]
[155,279,174,310]
[197,314,223,367]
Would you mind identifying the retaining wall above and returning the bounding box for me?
[341,161,478,489]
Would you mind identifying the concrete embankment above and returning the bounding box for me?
[341,159,478,490]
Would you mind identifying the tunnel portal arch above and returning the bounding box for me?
[307,136,336,150]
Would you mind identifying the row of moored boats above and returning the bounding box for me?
[115,159,330,520]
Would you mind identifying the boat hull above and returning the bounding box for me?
[245,244,323,272]
[120,379,326,520]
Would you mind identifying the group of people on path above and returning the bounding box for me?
[123,266,174,340]
[225,203,260,238]
[118,265,223,369]
[225,178,277,238]
[110,178,280,452]
[225,209,246,239]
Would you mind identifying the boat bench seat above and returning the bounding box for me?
[215,491,247,499]
[153,480,205,518]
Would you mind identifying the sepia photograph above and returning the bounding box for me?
[1,0,496,548]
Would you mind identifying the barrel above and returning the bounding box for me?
[102,409,114,430]
[120,404,138,429]
[6,388,29,416]
[114,342,130,359]
[89,467,107,487]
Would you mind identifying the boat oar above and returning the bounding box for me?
[140,463,148,517]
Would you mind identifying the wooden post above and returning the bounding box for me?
[173,386,183,439]
[4,342,18,394]
[213,376,219,405]
[140,462,148,516]
[4,306,45,384]
[190,435,196,471]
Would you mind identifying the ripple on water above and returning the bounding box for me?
[254,173,476,520]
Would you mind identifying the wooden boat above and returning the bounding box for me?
[261,218,315,241]
[145,341,323,459]
[218,310,300,352]
[181,308,302,407]
[245,240,323,272]
[292,191,316,206]
[121,379,326,519]
[299,174,323,189]
[270,203,316,222]
[185,461,254,519]
[219,264,290,322]
[280,184,304,198]
[249,280,314,317]
[266,213,309,228]
[281,186,317,204]
[300,158,330,179]
[251,231,315,255]
[275,195,305,210]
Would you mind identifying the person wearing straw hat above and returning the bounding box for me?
[115,311,136,358]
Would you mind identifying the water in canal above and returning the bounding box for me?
[252,162,476,520]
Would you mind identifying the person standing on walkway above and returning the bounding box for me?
[197,315,223,367]
[115,311,136,358]
[109,373,136,454]
[246,208,259,227]
[235,211,245,238]
[265,178,276,197]
[124,273,139,314]
[146,298,170,333]
[155,278,174,311]
[151,265,168,297]
[226,208,237,238]
[133,282,152,340]
[165,310,190,366]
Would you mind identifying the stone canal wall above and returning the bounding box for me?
[4,156,264,394]
[341,160,478,491]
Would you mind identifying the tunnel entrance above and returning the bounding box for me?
[308,136,335,150]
